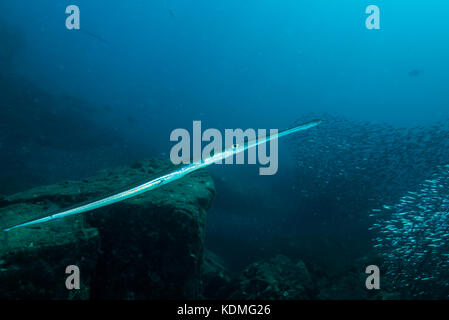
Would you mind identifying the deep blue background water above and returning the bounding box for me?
[1,1,448,272]
[2,1,449,132]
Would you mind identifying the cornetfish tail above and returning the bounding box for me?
[0,217,9,243]
[2,119,322,233]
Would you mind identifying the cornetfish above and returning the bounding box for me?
[3,119,321,233]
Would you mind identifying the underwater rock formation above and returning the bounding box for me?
[226,255,314,300]
[201,251,396,300]
[314,255,388,300]
[201,249,234,299]
[0,159,215,299]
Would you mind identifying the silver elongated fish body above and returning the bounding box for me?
[3,119,321,233]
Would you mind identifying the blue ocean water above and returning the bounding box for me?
[1,1,449,299]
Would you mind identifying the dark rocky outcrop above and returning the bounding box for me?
[314,255,393,300]
[201,249,233,299]
[226,255,314,300]
[201,252,397,300]
[0,159,215,299]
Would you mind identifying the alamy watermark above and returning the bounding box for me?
[366,5,380,30]
[65,5,80,30]
[63,264,381,292]
[65,265,80,290]
[170,121,279,175]
[65,4,381,33]
[365,265,380,290]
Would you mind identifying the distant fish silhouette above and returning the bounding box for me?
[80,28,110,45]
[408,69,423,77]
[168,9,175,18]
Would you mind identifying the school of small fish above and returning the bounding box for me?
[289,114,449,298]
[370,165,449,298]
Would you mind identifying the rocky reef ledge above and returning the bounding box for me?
[0,159,215,299]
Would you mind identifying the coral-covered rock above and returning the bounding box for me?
[0,159,215,299]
